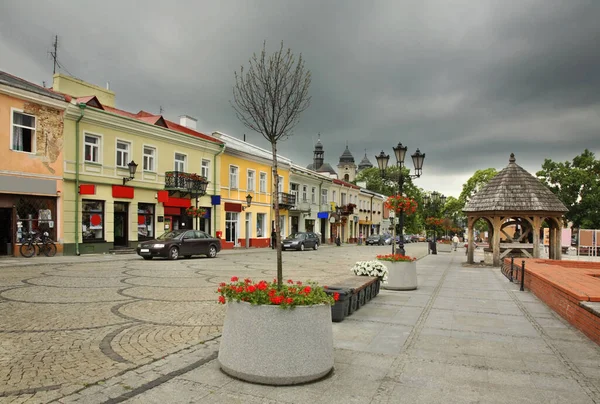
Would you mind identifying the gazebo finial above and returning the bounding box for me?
[509,153,516,163]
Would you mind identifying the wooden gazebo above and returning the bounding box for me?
[463,153,568,266]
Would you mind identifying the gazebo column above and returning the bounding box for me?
[467,216,475,264]
[551,218,562,260]
[492,216,502,267]
[532,216,541,258]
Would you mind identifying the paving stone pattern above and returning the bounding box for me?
[2,245,600,403]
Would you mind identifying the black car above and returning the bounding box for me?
[282,232,319,251]
[136,229,221,260]
[366,235,386,245]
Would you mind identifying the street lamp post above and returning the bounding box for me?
[423,191,446,254]
[187,178,209,230]
[376,143,425,256]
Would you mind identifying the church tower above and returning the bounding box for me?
[358,150,373,173]
[313,135,324,170]
[337,142,357,182]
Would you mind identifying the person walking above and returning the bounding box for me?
[271,229,277,249]
[452,234,459,251]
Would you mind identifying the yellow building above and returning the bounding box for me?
[212,131,293,249]
[56,74,224,255]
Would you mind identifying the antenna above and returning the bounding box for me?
[159,106,164,114]
[50,35,58,75]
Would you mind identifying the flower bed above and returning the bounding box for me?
[351,260,388,282]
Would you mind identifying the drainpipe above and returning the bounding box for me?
[74,104,86,256]
[318,180,324,243]
[212,144,225,237]
[370,194,374,236]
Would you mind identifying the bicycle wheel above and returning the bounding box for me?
[42,242,57,257]
[20,243,36,258]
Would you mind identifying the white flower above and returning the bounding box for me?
[350,260,388,281]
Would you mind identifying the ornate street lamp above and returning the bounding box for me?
[187,176,209,229]
[245,194,253,207]
[376,143,425,256]
[122,160,138,185]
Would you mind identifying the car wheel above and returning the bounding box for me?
[143,256,153,260]
[168,246,179,260]
[299,243,305,251]
[313,242,318,250]
[208,245,217,258]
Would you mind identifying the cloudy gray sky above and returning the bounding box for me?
[2,0,599,198]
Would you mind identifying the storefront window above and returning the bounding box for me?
[15,196,56,242]
[82,200,104,241]
[137,203,155,240]
[256,213,266,237]
[225,212,238,243]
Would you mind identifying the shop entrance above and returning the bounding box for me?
[114,202,129,247]
[0,208,12,255]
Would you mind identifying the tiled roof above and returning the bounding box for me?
[0,70,66,101]
[333,179,360,189]
[463,153,568,213]
[339,145,355,164]
[307,162,337,175]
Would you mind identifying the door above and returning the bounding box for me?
[0,208,12,255]
[114,202,129,247]
[245,212,251,248]
[180,230,197,255]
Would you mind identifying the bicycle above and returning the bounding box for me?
[19,231,57,258]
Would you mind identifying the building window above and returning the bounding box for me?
[116,140,130,168]
[247,169,255,191]
[11,110,36,153]
[311,187,316,204]
[82,200,104,241]
[143,146,155,172]
[225,212,239,243]
[341,193,347,205]
[84,134,100,163]
[277,176,284,193]
[302,185,308,202]
[321,189,328,204]
[259,172,267,193]
[256,213,266,237]
[229,166,239,189]
[174,153,186,172]
[201,159,210,179]
[137,203,155,240]
[332,191,337,204]
[15,196,56,243]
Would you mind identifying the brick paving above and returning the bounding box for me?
[0,244,423,403]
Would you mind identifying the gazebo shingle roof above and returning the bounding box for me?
[463,153,568,213]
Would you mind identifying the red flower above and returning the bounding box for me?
[287,279,294,284]
[244,278,252,284]
[219,282,226,287]
[303,286,312,294]
[231,276,239,282]
[268,289,276,297]
[246,285,256,293]
[296,281,303,285]
[270,296,284,305]
[333,292,340,301]
[256,281,267,291]
[286,298,294,304]
[218,296,226,304]
[217,288,221,293]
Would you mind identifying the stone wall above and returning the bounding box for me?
[23,102,64,173]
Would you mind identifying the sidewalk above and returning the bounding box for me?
[57,251,600,404]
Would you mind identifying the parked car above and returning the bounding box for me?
[136,229,221,260]
[383,235,393,245]
[282,232,320,251]
[366,234,386,245]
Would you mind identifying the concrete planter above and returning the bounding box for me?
[380,260,417,290]
[437,243,453,252]
[218,301,334,385]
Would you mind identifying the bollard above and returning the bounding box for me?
[520,260,525,291]
[509,256,514,282]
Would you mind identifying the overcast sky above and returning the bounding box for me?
[1,0,599,198]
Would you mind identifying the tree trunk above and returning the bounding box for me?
[271,144,283,289]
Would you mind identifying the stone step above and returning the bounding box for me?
[109,247,137,254]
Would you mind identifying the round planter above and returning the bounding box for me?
[380,260,417,290]
[218,301,334,385]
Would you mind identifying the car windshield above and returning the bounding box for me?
[156,230,186,240]
[287,233,306,240]
[367,235,378,239]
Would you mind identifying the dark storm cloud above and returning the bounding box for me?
[1,0,599,197]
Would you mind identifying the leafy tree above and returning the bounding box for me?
[458,168,498,204]
[232,41,311,288]
[536,149,600,229]
[355,166,419,198]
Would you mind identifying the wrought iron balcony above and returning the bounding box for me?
[165,171,209,197]
[339,204,356,216]
[274,192,296,209]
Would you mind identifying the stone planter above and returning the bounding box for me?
[437,243,453,252]
[380,260,417,290]
[218,301,334,385]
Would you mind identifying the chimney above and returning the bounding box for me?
[179,115,197,130]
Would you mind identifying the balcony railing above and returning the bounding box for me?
[165,171,209,197]
[339,204,356,216]
[274,192,296,209]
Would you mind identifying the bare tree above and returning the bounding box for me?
[232,41,311,289]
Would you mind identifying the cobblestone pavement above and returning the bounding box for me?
[0,243,428,403]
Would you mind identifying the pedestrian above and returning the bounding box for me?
[452,234,459,251]
[359,232,363,246]
[271,229,277,249]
